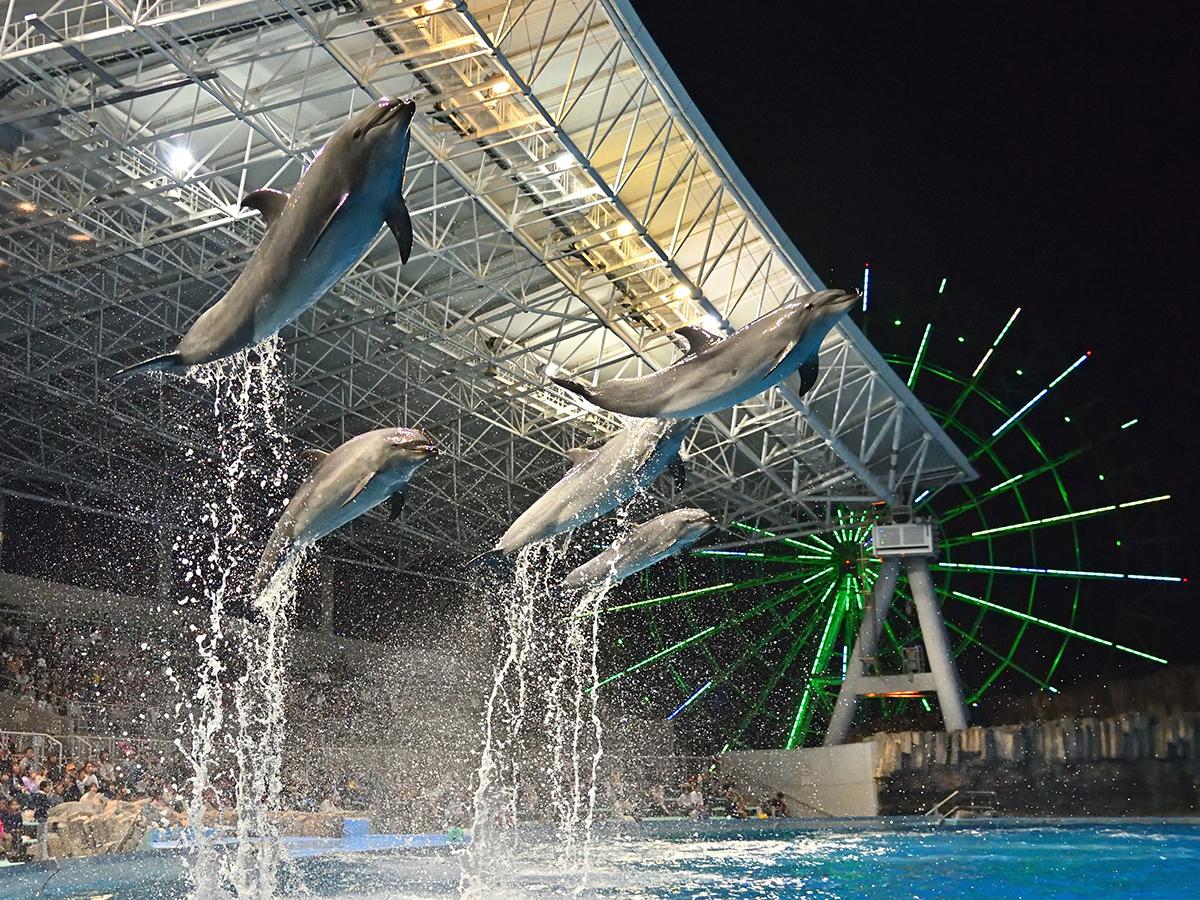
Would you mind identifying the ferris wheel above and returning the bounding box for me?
[595,299,1186,750]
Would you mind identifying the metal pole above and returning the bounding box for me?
[823,557,902,746]
[906,556,969,731]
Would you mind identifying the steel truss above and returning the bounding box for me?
[0,0,976,569]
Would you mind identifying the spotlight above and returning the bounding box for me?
[552,152,573,172]
[615,221,634,237]
[489,77,512,96]
[167,144,194,177]
[423,0,446,11]
[15,200,36,213]
[672,284,692,301]
[701,314,723,333]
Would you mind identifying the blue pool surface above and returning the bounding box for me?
[1,818,1198,898]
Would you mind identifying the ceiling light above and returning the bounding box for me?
[167,144,194,177]
[615,221,634,237]
[68,232,92,242]
[423,0,446,11]
[552,152,573,171]
[15,200,36,213]
[702,314,723,333]
[673,284,692,301]
[489,78,512,96]
[544,362,560,378]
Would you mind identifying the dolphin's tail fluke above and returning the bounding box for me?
[113,352,185,379]
[548,375,598,406]
[468,549,515,578]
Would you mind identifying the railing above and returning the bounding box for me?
[0,729,63,765]
[925,789,998,822]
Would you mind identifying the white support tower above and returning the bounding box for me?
[823,522,968,745]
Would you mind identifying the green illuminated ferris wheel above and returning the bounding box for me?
[596,303,1185,751]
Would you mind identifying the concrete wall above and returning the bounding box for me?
[720,743,879,817]
[870,711,1200,815]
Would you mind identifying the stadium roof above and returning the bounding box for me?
[0,0,976,570]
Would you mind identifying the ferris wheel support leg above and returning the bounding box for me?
[906,556,969,732]
[823,557,902,747]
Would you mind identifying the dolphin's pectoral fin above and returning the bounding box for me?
[673,325,721,356]
[762,341,800,383]
[339,472,376,508]
[113,352,185,379]
[797,354,820,396]
[297,448,329,469]
[469,550,515,578]
[386,196,414,265]
[550,375,597,405]
[566,448,599,467]
[667,457,687,489]
[240,188,290,227]
[388,489,406,522]
[304,192,349,261]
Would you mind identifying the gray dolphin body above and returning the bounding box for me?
[563,508,716,591]
[550,289,857,419]
[254,426,439,592]
[117,98,417,377]
[482,418,695,561]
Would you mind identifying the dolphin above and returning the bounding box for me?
[563,508,716,591]
[548,289,857,419]
[475,417,695,566]
[254,426,439,592]
[116,97,418,377]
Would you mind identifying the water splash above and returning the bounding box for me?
[163,341,298,898]
[462,536,619,896]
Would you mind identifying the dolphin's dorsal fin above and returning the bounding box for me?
[388,489,406,521]
[673,325,721,356]
[304,192,349,261]
[797,354,820,396]
[566,448,598,467]
[386,195,414,265]
[297,448,329,469]
[241,188,290,227]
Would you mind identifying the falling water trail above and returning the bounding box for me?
[462,520,627,896]
[166,340,296,899]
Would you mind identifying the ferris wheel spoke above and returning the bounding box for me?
[723,582,838,751]
[974,352,1091,456]
[785,583,849,749]
[935,561,1185,583]
[941,307,1022,428]
[596,582,812,690]
[664,585,830,723]
[947,590,1167,664]
[601,569,818,615]
[944,494,1172,545]
[937,445,1089,524]
[942,619,1049,697]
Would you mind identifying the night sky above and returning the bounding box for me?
[628,3,1196,665]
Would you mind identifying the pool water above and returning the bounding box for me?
[2,820,1198,898]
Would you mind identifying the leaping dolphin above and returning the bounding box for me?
[254,426,439,592]
[563,508,716,591]
[116,97,418,377]
[475,417,695,565]
[548,289,857,419]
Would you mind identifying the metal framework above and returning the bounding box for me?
[0,0,975,568]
